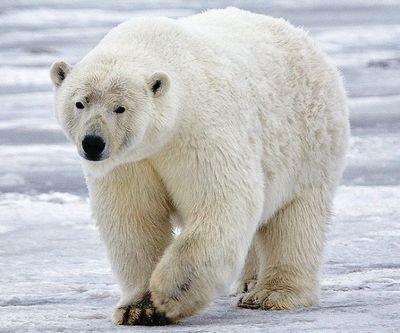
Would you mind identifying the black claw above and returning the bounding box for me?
[237,298,260,309]
[121,305,132,324]
[118,292,172,326]
[151,309,172,326]
[138,307,148,325]
[136,306,171,326]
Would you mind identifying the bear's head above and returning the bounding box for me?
[50,57,178,176]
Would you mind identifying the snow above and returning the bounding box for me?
[0,1,399,332]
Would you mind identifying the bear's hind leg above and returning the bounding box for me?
[238,185,330,310]
[231,241,258,296]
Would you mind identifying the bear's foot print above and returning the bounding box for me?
[113,293,172,326]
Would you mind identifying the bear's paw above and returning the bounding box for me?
[237,283,316,310]
[112,292,172,326]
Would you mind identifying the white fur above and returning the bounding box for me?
[51,7,350,324]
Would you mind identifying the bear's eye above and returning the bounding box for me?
[75,102,84,109]
[114,106,125,114]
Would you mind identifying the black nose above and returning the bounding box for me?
[82,135,105,160]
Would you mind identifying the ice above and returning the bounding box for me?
[0,1,399,332]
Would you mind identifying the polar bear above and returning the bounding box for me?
[50,7,349,325]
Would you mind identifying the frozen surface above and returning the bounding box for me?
[0,1,399,332]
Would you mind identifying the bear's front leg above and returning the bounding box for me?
[86,162,173,325]
[150,149,264,322]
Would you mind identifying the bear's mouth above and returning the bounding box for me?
[84,153,105,162]
[78,148,111,162]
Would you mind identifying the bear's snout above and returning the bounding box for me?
[82,135,106,161]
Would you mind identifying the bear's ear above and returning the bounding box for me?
[147,72,170,97]
[50,61,72,87]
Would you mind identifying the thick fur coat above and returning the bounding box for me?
[50,7,350,325]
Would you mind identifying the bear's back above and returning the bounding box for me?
[87,8,313,67]
[178,7,312,54]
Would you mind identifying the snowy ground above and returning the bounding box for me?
[0,1,399,332]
